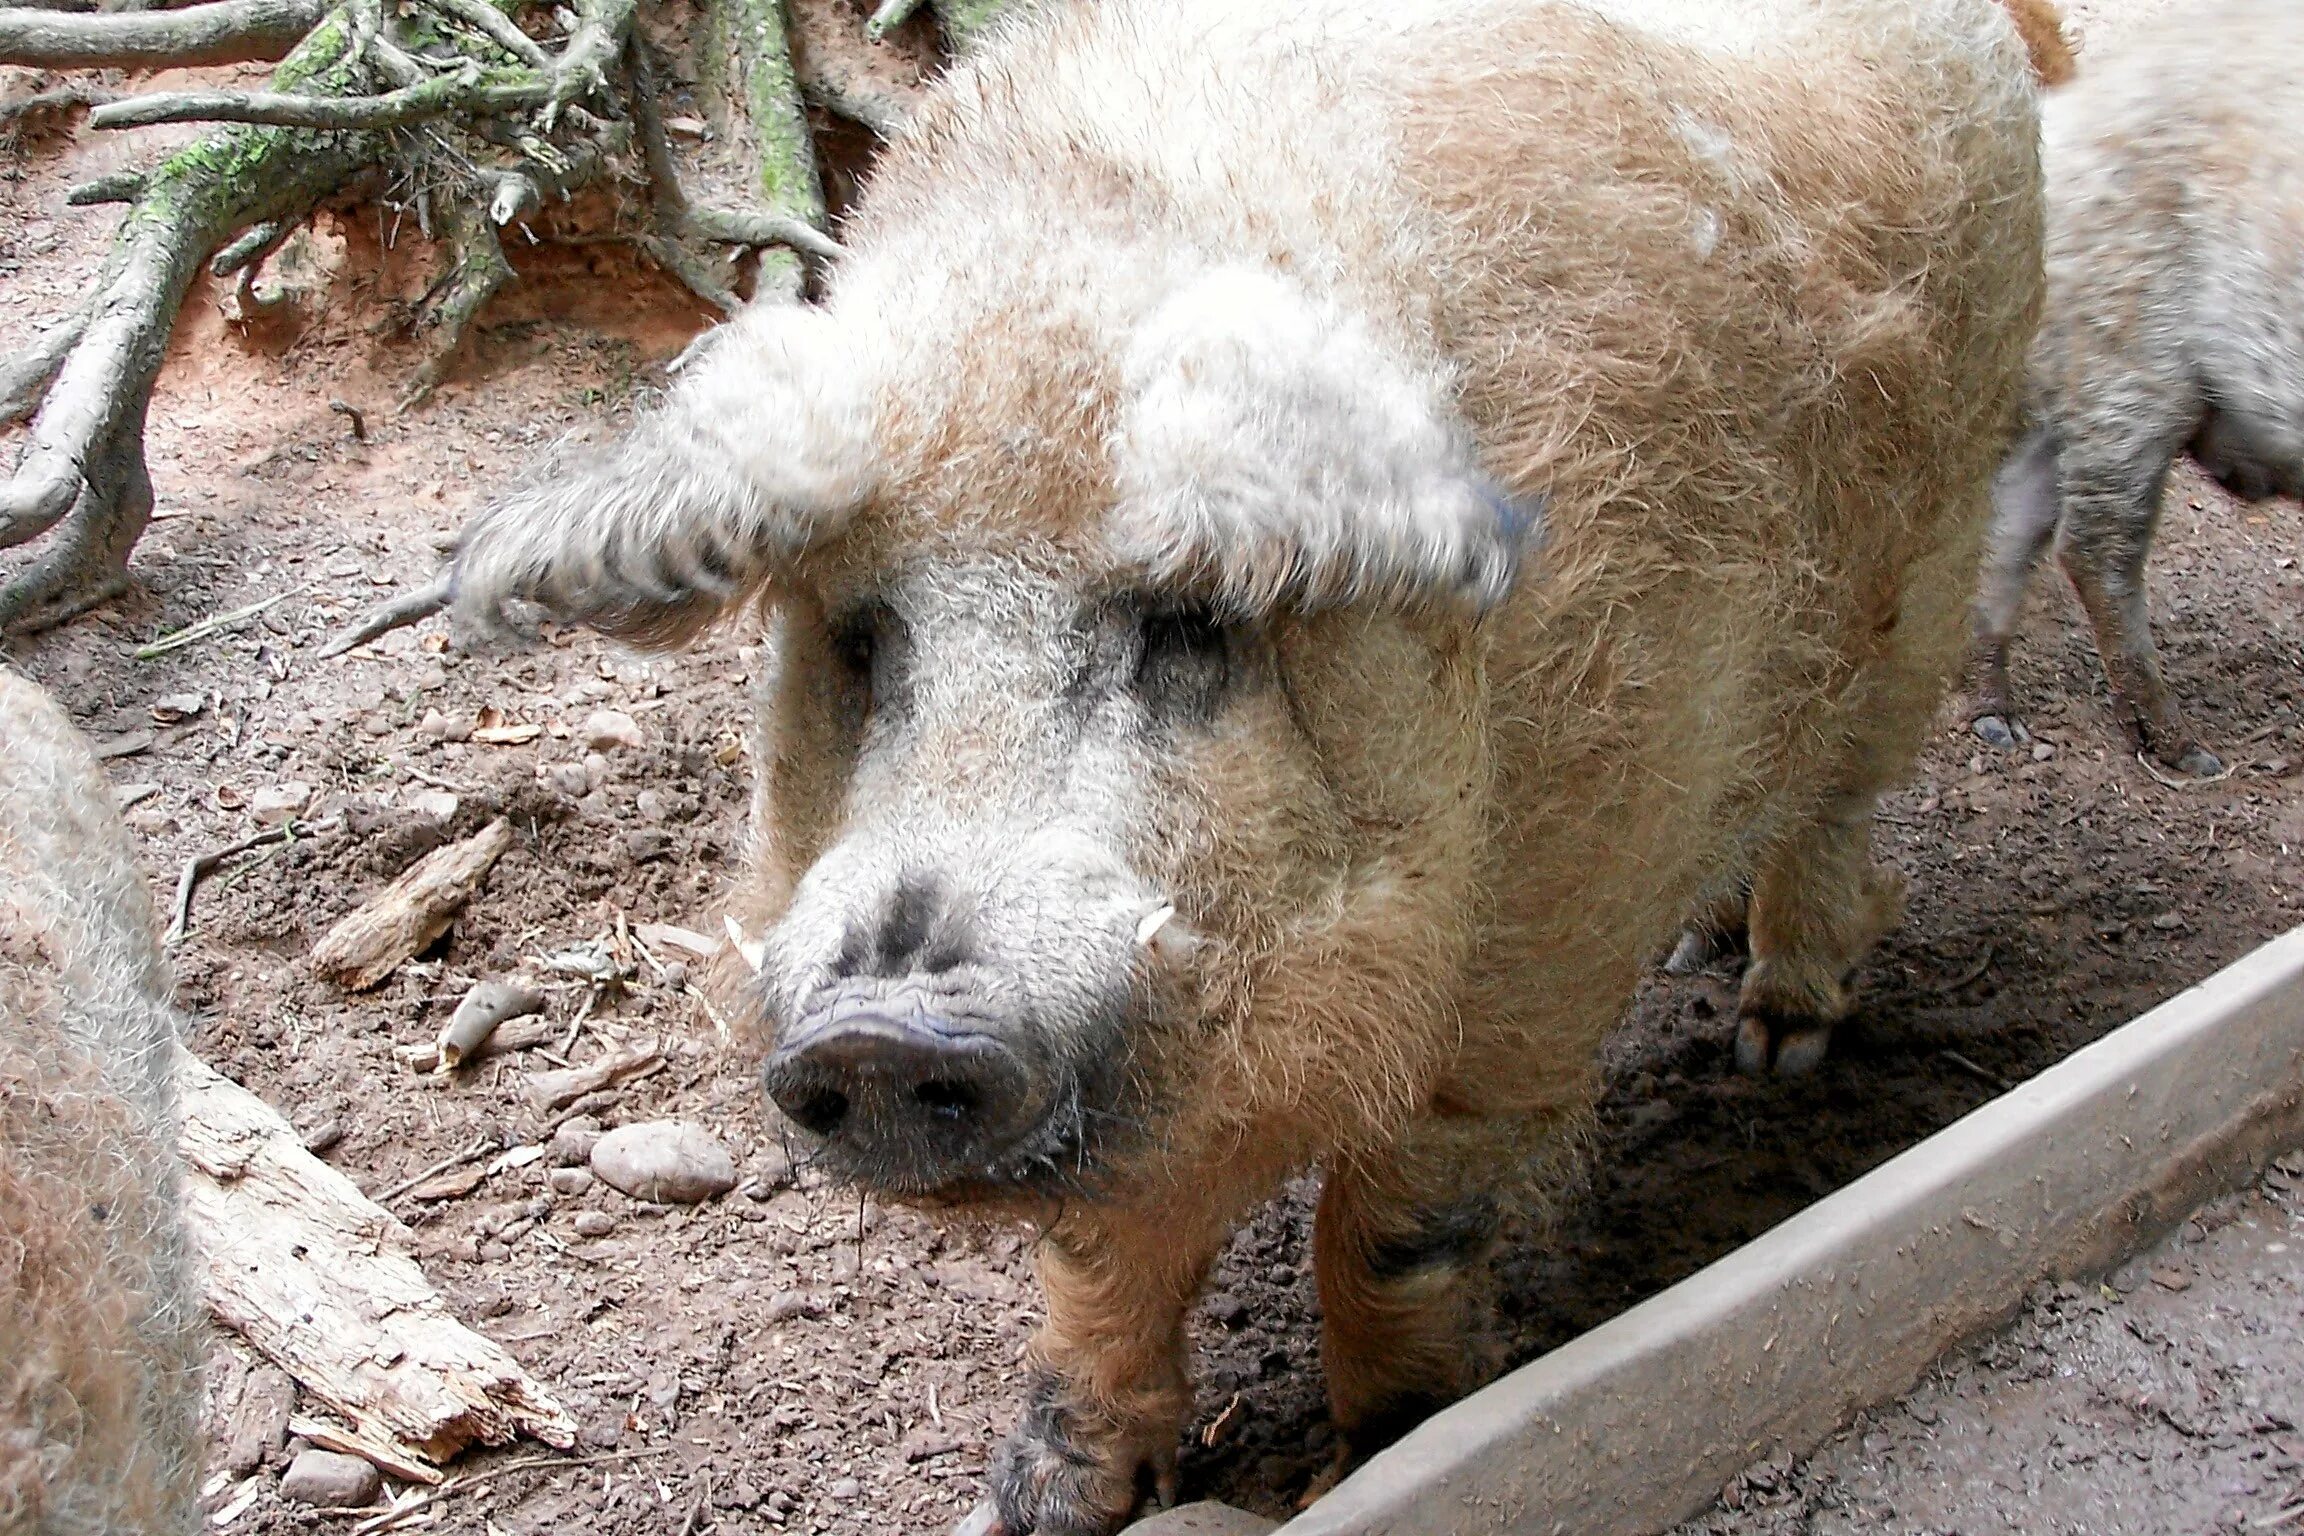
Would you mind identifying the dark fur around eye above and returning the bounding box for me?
[1133,604,1233,720]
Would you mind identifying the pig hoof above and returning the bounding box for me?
[1734,1010,1834,1076]
[1663,927,1718,975]
[982,1373,1149,1535]
[1970,714,2017,750]
[954,1499,1012,1536]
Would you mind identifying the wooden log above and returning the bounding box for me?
[309,819,513,990]
[176,1048,578,1474]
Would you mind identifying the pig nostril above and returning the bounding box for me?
[911,1078,978,1120]
[787,1087,850,1136]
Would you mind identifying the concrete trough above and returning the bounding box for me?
[1142,921,2304,1536]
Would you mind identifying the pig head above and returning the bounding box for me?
[451,263,1536,1201]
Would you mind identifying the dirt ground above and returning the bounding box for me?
[1684,1155,2304,1536]
[4,0,2299,1532]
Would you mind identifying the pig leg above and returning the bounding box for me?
[1968,424,2063,746]
[2191,403,2304,505]
[1313,1123,1505,1460]
[1735,794,1906,1076]
[974,1205,1234,1536]
[2053,445,2226,777]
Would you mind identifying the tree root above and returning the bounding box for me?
[2,12,383,629]
[3,0,991,637]
[0,75,111,138]
[0,0,327,67]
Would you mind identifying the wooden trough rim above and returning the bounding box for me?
[1222,921,2304,1536]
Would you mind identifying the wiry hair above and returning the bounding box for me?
[0,667,203,1536]
[449,301,881,647]
[1108,266,1539,617]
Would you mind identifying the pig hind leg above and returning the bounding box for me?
[2054,433,2226,777]
[2191,402,2304,505]
[1968,424,2064,744]
[1734,792,1907,1076]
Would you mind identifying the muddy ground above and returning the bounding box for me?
[4,0,2298,1532]
[1686,1156,2304,1536]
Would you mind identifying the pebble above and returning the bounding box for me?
[580,709,645,751]
[827,1478,863,1502]
[279,1449,381,1508]
[249,781,313,824]
[549,1166,595,1196]
[550,1117,604,1166]
[406,788,459,823]
[590,1121,737,1204]
[545,761,589,797]
[150,692,205,723]
[299,1119,344,1155]
[573,1210,618,1237]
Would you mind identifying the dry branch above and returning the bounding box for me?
[90,68,546,129]
[524,1039,661,1111]
[0,0,327,67]
[438,977,545,1067]
[309,817,513,988]
[177,1049,579,1473]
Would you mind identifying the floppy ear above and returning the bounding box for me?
[449,300,879,647]
[1106,266,1539,617]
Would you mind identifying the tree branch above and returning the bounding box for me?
[0,0,327,67]
[90,67,545,130]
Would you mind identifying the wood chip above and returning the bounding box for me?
[310,819,514,990]
[523,1042,663,1113]
[179,1049,577,1475]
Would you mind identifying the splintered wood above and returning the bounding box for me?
[310,818,513,990]
[176,1048,577,1479]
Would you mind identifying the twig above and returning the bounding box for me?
[2137,752,2236,790]
[346,1446,675,1535]
[329,397,368,441]
[63,168,144,206]
[863,0,924,41]
[167,823,300,945]
[2253,1499,2304,1531]
[132,582,306,658]
[421,0,548,68]
[1930,943,1995,995]
[0,0,326,67]
[1940,1050,2009,1091]
[371,1135,493,1204]
[320,573,451,657]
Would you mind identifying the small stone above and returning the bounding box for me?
[635,789,671,822]
[764,1289,826,1323]
[590,1121,737,1204]
[549,1166,595,1196]
[580,1416,622,1450]
[151,692,206,723]
[126,808,178,837]
[2030,742,2055,762]
[580,709,645,751]
[827,1478,863,1502]
[2152,912,2185,932]
[419,708,450,739]
[546,761,589,797]
[624,829,672,863]
[406,788,460,823]
[249,781,313,824]
[115,782,161,809]
[551,1117,604,1166]
[574,1210,618,1237]
[279,1449,381,1508]
[440,713,475,743]
[583,751,610,793]
[299,1118,344,1155]
[2149,1267,2193,1291]
[1204,1292,1249,1327]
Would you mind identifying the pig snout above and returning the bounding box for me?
[763,987,1044,1165]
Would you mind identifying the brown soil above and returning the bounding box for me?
[4,2,2298,1531]
[1684,1156,2304,1536]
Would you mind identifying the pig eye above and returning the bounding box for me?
[1133,603,1233,719]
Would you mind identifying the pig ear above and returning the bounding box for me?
[1106,267,1540,617]
[449,301,879,648]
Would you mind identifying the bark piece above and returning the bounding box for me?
[177,1048,579,1475]
[310,818,513,990]
[524,1041,663,1111]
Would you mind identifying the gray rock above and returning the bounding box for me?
[590,1120,736,1204]
[580,708,645,751]
[279,1449,381,1508]
[550,1116,603,1166]
[573,1210,617,1237]
[249,781,312,824]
